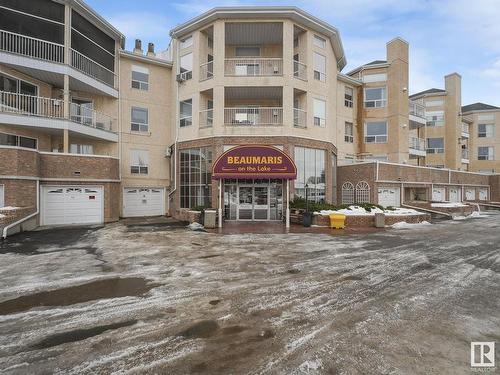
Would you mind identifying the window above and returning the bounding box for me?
[341,182,354,204]
[180,147,213,208]
[426,111,445,127]
[364,121,387,143]
[425,100,444,107]
[313,52,326,82]
[345,122,354,143]
[313,35,326,48]
[180,36,193,49]
[364,87,386,108]
[294,147,326,203]
[362,74,387,83]
[131,65,149,90]
[180,53,193,80]
[478,146,494,161]
[0,132,37,149]
[313,99,326,127]
[293,36,299,48]
[344,86,353,108]
[235,47,260,57]
[180,99,193,127]
[208,37,214,49]
[130,150,149,174]
[70,144,93,155]
[426,138,444,154]
[478,124,495,138]
[131,107,149,132]
[355,181,370,204]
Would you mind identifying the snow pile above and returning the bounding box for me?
[315,206,423,216]
[187,222,205,231]
[0,206,20,211]
[0,214,5,219]
[453,211,488,220]
[431,202,467,208]
[391,221,431,229]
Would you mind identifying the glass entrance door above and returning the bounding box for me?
[253,186,269,220]
[238,186,253,220]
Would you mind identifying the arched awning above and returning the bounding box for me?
[212,145,297,180]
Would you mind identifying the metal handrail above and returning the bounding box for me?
[199,108,213,128]
[0,29,64,63]
[200,61,214,81]
[293,61,307,80]
[294,108,306,128]
[224,58,283,76]
[224,107,283,126]
[409,101,425,118]
[70,48,116,87]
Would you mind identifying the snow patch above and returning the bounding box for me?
[316,206,423,216]
[187,222,204,231]
[431,202,467,208]
[391,221,431,229]
[0,206,20,211]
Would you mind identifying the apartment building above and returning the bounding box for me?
[0,2,498,233]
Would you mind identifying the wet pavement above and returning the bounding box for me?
[0,212,499,374]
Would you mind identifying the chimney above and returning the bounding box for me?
[147,42,155,57]
[133,39,143,55]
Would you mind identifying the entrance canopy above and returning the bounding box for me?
[212,145,297,180]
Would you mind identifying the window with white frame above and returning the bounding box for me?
[313,98,326,127]
[130,150,149,174]
[0,132,37,149]
[426,111,445,127]
[478,123,495,138]
[341,182,354,204]
[355,181,370,203]
[425,100,444,107]
[180,99,193,127]
[313,52,326,82]
[131,107,149,132]
[364,87,386,108]
[131,65,149,90]
[344,86,353,108]
[294,147,326,202]
[180,53,193,80]
[426,137,444,154]
[364,121,387,143]
[180,36,193,49]
[345,122,354,143]
[478,146,494,160]
[70,144,93,155]
[313,35,326,48]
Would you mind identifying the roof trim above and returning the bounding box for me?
[337,73,362,86]
[119,50,173,67]
[169,6,346,70]
[346,62,390,77]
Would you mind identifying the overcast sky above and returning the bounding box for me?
[86,0,500,106]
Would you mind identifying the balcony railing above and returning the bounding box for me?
[0,91,114,132]
[461,149,469,160]
[224,58,283,76]
[200,61,214,81]
[293,61,307,80]
[294,108,306,128]
[409,137,426,151]
[224,107,283,126]
[0,30,64,63]
[461,123,470,137]
[70,49,116,87]
[199,109,213,128]
[409,101,425,118]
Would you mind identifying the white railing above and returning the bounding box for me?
[70,49,116,87]
[224,58,283,76]
[461,149,469,160]
[0,91,114,132]
[409,101,425,118]
[409,137,425,151]
[199,109,213,128]
[0,30,64,63]
[294,108,306,128]
[200,61,214,81]
[224,107,283,126]
[293,61,307,80]
[462,122,470,135]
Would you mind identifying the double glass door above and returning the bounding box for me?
[238,185,269,220]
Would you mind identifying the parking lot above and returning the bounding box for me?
[0,212,499,374]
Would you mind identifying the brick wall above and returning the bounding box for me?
[0,179,37,207]
[489,175,500,202]
[0,148,39,176]
[40,154,119,180]
[312,213,431,227]
[337,163,376,204]
[0,207,36,227]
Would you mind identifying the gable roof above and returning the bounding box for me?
[346,60,389,76]
[461,102,500,113]
[409,88,446,99]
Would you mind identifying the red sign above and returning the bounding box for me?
[212,145,297,180]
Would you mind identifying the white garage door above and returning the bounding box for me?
[123,188,164,217]
[42,186,103,226]
[465,188,475,200]
[478,188,488,201]
[0,185,4,208]
[432,187,446,202]
[377,187,400,207]
[449,187,461,203]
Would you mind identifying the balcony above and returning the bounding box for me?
[409,101,426,127]
[461,123,470,138]
[409,137,426,157]
[0,29,64,64]
[70,49,116,87]
[224,107,283,126]
[294,108,307,128]
[461,149,470,163]
[0,91,117,141]
[199,109,213,128]
[224,58,283,77]
[293,61,307,81]
[200,61,214,81]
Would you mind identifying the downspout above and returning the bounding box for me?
[168,40,180,204]
[2,180,39,239]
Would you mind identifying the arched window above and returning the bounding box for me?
[341,182,355,204]
[355,181,371,203]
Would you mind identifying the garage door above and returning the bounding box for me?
[42,186,103,226]
[465,188,475,200]
[123,188,164,217]
[377,187,400,207]
[449,187,461,203]
[432,187,446,202]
